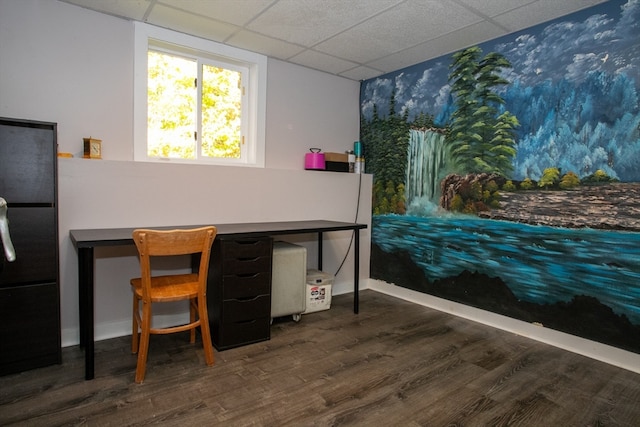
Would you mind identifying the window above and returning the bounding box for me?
[134,23,266,167]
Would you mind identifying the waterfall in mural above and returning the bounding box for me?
[405,129,448,214]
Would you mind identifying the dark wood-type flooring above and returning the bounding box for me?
[2,290,640,426]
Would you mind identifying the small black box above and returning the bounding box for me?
[325,161,349,172]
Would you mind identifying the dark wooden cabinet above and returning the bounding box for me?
[0,117,60,375]
[207,237,272,350]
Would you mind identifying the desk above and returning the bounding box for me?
[70,220,367,380]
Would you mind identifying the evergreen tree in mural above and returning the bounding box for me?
[362,90,413,215]
[447,47,519,176]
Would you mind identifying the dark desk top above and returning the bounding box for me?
[70,220,367,248]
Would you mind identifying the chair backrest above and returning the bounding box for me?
[132,226,217,296]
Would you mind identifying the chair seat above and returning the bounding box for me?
[131,273,199,302]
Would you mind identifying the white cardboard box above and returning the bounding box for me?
[303,269,334,314]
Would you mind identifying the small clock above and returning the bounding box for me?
[83,137,102,159]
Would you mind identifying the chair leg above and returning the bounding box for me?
[189,298,196,344]
[197,295,215,366]
[135,301,152,383]
[132,294,140,354]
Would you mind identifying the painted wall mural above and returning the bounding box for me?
[360,0,640,354]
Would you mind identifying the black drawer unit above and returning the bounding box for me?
[207,237,273,350]
[1,118,60,376]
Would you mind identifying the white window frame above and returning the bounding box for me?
[134,22,267,167]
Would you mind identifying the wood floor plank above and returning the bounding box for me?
[1,290,639,426]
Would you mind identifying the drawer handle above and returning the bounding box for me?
[236,319,257,325]
[238,257,259,262]
[236,240,262,245]
[236,273,260,278]
[236,296,261,302]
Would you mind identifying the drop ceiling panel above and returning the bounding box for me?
[493,0,608,31]
[246,0,403,47]
[226,30,306,60]
[314,0,484,64]
[368,19,510,73]
[158,0,274,26]
[62,0,151,19]
[340,65,387,81]
[58,0,610,81]
[455,0,538,19]
[147,3,239,42]
[289,49,360,76]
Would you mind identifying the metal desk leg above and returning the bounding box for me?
[317,231,323,271]
[78,246,95,380]
[78,255,86,349]
[354,229,360,314]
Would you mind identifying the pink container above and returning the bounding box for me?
[304,148,325,170]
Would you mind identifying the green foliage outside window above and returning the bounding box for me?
[147,50,242,160]
[147,51,196,159]
[201,64,242,158]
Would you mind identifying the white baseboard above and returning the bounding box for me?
[62,313,190,348]
[367,278,640,374]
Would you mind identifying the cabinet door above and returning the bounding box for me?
[0,119,56,204]
[0,207,57,285]
[0,282,61,375]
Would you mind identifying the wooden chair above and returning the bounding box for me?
[130,226,217,383]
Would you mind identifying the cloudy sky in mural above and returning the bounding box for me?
[361,0,640,122]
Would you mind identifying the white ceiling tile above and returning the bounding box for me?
[61,0,151,19]
[368,20,508,73]
[314,0,484,64]
[147,3,239,42]
[227,30,306,60]
[455,0,538,18]
[158,0,274,26]
[494,0,608,32]
[339,65,386,81]
[247,0,403,47]
[289,49,360,75]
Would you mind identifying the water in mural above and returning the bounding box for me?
[405,129,447,213]
[373,214,640,325]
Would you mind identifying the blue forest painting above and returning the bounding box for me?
[360,0,640,354]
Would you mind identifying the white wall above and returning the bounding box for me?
[265,59,361,169]
[0,0,135,159]
[0,0,371,346]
